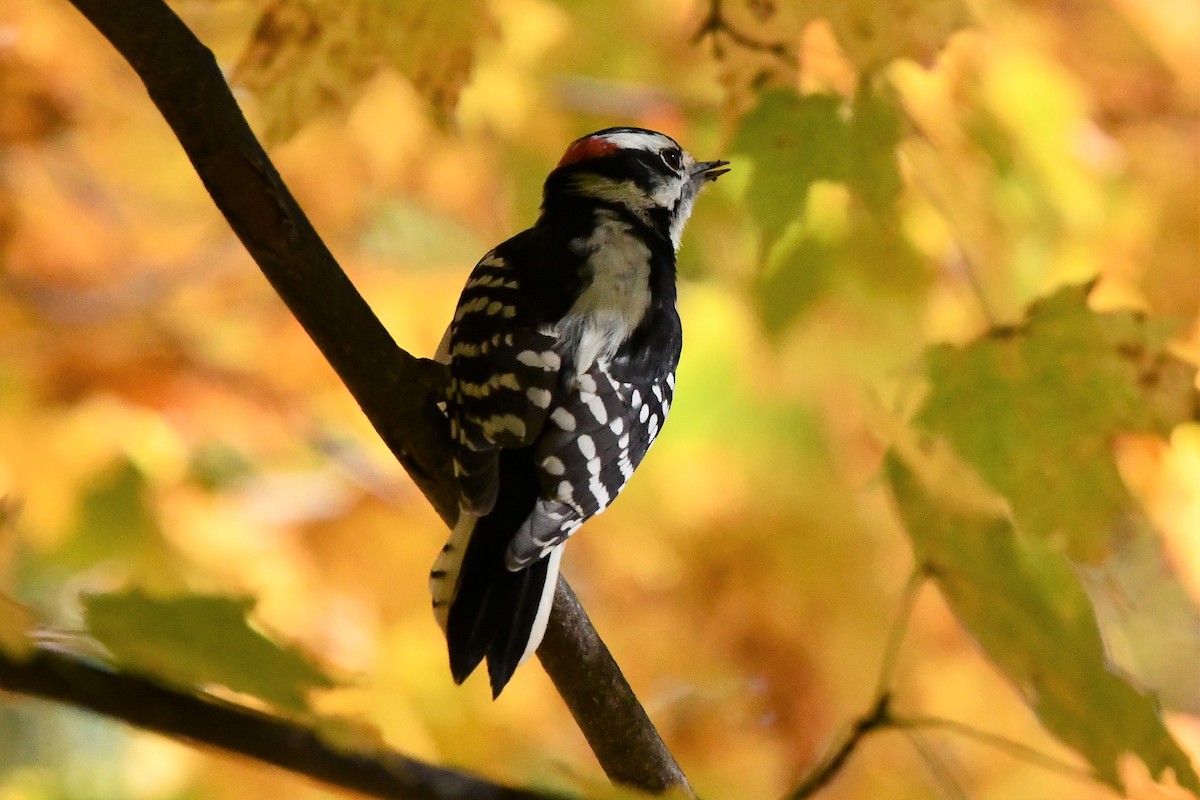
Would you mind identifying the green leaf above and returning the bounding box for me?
[917,283,1198,560]
[886,440,1200,795]
[62,459,176,579]
[187,442,255,492]
[731,91,847,249]
[736,89,911,335]
[754,235,836,338]
[847,89,905,216]
[83,590,336,715]
[73,460,155,558]
[730,88,905,251]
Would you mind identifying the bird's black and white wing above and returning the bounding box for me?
[505,364,675,568]
[437,250,562,515]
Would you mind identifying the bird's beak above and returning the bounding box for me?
[693,160,731,183]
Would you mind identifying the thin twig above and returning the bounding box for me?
[899,150,1002,327]
[692,0,793,61]
[788,693,893,799]
[904,731,971,800]
[0,646,563,800]
[893,716,1094,782]
[873,566,926,699]
[58,0,691,794]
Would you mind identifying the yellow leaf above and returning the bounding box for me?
[0,592,34,658]
[234,0,494,143]
[819,0,974,71]
[695,0,973,109]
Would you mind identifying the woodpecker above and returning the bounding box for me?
[429,127,729,696]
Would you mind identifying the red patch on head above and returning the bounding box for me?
[556,136,619,168]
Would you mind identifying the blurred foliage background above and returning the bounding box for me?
[0,0,1197,798]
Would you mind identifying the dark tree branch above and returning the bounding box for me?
[54,0,693,795]
[541,583,692,794]
[0,646,561,800]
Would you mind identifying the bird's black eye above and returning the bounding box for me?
[661,148,682,171]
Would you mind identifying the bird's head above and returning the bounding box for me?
[543,127,729,250]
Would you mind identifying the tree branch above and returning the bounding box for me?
[58,0,692,795]
[0,646,562,800]
[541,583,692,793]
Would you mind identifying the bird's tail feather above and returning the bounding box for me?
[487,544,563,691]
[430,452,563,697]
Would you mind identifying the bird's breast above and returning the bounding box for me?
[555,211,653,376]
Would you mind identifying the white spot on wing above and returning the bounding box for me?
[618,456,634,479]
[584,394,608,424]
[589,478,610,507]
[491,373,520,391]
[551,407,576,432]
[453,296,489,322]
[577,434,596,460]
[527,387,552,408]
[481,414,527,439]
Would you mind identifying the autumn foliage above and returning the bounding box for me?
[1,0,1197,798]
